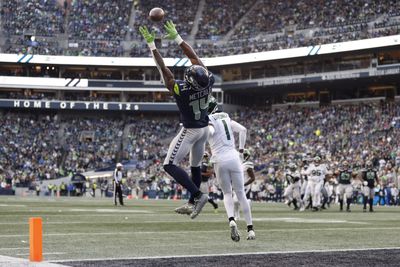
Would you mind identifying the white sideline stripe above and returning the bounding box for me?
[1,226,400,238]
[0,248,28,250]
[16,252,66,256]
[0,254,68,267]
[53,246,400,263]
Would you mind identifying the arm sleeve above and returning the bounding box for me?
[231,120,247,150]
[208,125,215,136]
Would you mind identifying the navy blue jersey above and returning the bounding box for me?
[361,169,378,188]
[338,170,352,184]
[201,161,210,182]
[172,73,214,128]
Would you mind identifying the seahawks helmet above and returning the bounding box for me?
[184,65,210,91]
[243,149,251,161]
[366,160,373,169]
[208,96,218,114]
[313,156,321,166]
[342,161,349,170]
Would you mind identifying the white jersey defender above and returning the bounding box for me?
[208,110,255,241]
[304,158,328,210]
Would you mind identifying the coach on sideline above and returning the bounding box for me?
[114,163,124,206]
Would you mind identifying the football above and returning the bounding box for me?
[149,7,165,22]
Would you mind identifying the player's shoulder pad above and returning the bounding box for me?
[173,80,186,96]
[210,112,229,120]
[208,71,215,86]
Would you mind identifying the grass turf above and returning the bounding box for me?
[0,196,399,263]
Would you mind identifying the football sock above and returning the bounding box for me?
[163,164,200,197]
[369,198,374,209]
[208,198,218,209]
[188,166,202,204]
[363,197,368,209]
[339,199,343,210]
[247,225,254,232]
[293,199,298,209]
[228,217,235,222]
[346,198,352,209]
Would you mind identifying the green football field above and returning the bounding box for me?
[0,196,399,265]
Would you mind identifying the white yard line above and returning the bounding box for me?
[0,248,28,251]
[0,254,68,267]
[15,252,66,256]
[53,246,400,263]
[1,226,400,238]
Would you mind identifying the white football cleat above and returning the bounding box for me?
[174,203,194,215]
[247,230,256,240]
[190,193,208,219]
[230,220,240,242]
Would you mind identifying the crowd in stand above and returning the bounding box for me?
[196,0,256,39]
[63,118,124,173]
[67,0,131,41]
[1,0,400,57]
[123,117,177,162]
[1,0,65,36]
[0,113,63,187]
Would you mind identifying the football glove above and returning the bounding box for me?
[164,20,179,40]
[139,26,156,44]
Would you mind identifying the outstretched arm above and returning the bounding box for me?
[164,21,206,69]
[139,26,175,92]
[244,168,256,186]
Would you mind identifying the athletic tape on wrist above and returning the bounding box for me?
[174,35,183,45]
[148,41,156,50]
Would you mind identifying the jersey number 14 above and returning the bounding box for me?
[189,96,209,120]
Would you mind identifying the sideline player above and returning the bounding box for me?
[113,163,124,206]
[200,153,219,212]
[360,160,379,212]
[304,156,328,211]
[335,161,357,212]
[139,21,212,219]
[283,163,302,210]
[207,97,255,241]
[234,149,255,219]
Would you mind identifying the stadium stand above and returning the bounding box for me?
[1,102,399,204]
[1,0,400,56]
[0,113,63,187]
[63,118,124,172]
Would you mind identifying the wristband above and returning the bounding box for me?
[174,35,183,45]
[147,41,156,50]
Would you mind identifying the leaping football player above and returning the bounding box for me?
[207,97,255,242]
[139,21,213,219]
[283,163,303,211]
